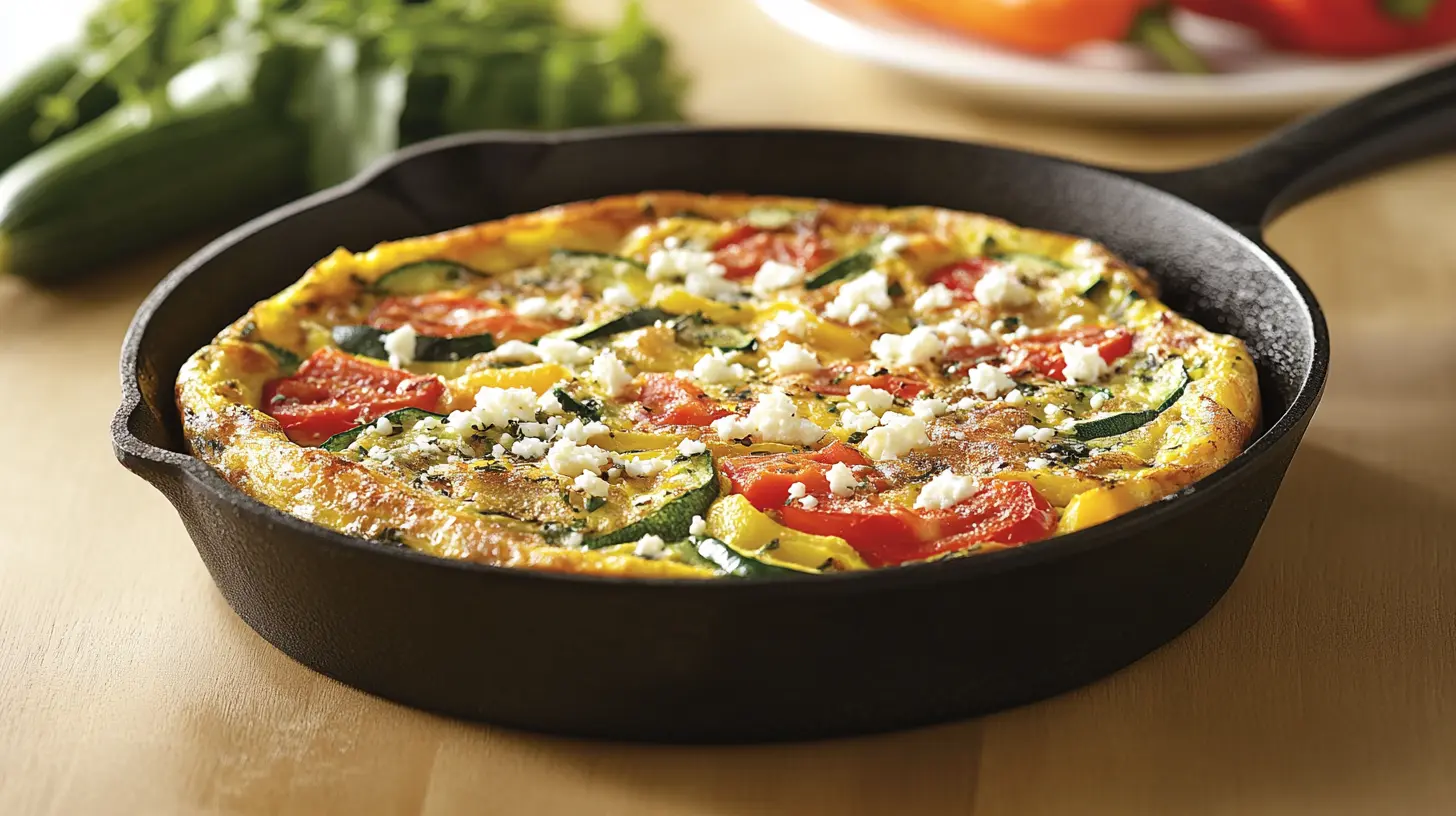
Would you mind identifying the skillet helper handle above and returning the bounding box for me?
[1133,59,1456,229]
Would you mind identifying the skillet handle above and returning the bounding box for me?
[1131,59,1456,229]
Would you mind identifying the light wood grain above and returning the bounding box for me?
[2,1,1454,813]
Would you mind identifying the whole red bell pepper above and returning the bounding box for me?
[1179,0,1456,55]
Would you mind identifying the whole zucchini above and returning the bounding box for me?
[0,94,307,284]
[0,49,120,174]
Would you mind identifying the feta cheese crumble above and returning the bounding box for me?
[871,326,944,368]
[689,515,708,537]
[913,283,955,314]
[973,263,1035,307]
[632,534,667,559]
[768,342,822,375]
[1027,457,1050,470]
[751,260,805,298]
[1013,425,1057,444]
[515,296,554,319]
[602,285,639,308]
[546,438,612,478]
[710,390,824,445]
[967,363,1016,399]
[537,337,595,365]
[1004,389,1026,406]
[677,439,707,457]
[1090,391,1109,410]
[691,350,749,385]
[847,385,895,414]
[591,350,634,397]
[913,470,981,510]
[861,412,929,461]
[827,462,859,497]
[1061,342,1111,384]
[911,398,949,420]
[382,324,417,368]
[510,438,548,459]
[823,270,891,325]
[787,482,808,500]
[574,471,610,498]
[764,308,810,340]
[620,456,670,478]
[492,339,543,364]
[447,386,540,434]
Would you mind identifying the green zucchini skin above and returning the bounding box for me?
[0,49,119,175]
[0,96,307,284]
[1071,359,1190,442]
[373,259,484,295]
[691,536,797,578]
[321,407,445,452]
[581,452,719,549]
[331,325,497,362]
[805,250,873,290]
[672,314,757,351]
[558,307,673,343]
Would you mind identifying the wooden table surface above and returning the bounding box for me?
[3,1,1454,813]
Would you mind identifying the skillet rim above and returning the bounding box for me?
[112,124,1330,594]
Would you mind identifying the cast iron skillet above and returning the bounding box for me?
[114,63,1456,743]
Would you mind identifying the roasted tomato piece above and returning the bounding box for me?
[636,374,731,427]
[368,293,566,341]
[947,326,1133,381]
[776,480,1057,568]
[813,364,928,401]
[721,442,877,510]
[262,348,446,445]
[927,257,995,299]
[712,225,835,280]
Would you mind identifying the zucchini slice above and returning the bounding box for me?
[552,387,602,421]
[671,313,758,351]
[688,536,798,578]
[320,407,446,452]
[743,206,801,230]
[259,341,301,371]
[373,260,484,295]
[805,250,874,290]
[579,452,719,549]
[556,307,673,343]
[332,325,496,363]
[1071,359,1189,441]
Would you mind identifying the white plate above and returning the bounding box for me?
[756,0,1456,120]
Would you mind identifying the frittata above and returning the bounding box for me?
[177,193,1260,578]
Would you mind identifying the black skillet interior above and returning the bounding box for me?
[113,62,1455,742]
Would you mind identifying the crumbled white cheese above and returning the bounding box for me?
[602,285,639,308]
[686,266,742,302]
[678,439,707,457]
[1005,324,1032,341]
[490,443,506,459]
[1059,314,1086,329]
[591,350,634,398]
[967,363,1016,399]
[751,260,805,298]
[558,418,609,444]
[839,408,882,434]
[879,232,911,257]
[1004,389,1026,406]
[973,263,1035,307]
[647,247,721,281]
[620,456,670,478]
[787,482,808,500]
[827,462,859,497]
[560,530,585,547]
[492,339,543,364]
[372,416,394,435]
[546,438,612,478]
[574,471,610,498]
[382,324,418,368]
[1045,404,1065,420]
[914,470,981,510]
[367,446,390,462]
[633,534,667,559]
[1061,341,1111,384]
[537,390,564,415]
[911,398,949,420]
[689,515,708,537]
[799,495,820,509]
[1013,425,1056,444]
[861,412,929,461]
[447,386,540,435]
[1027,457,1050,470]
[952,397,977,411]
[710,390,823,445]
[913,283,955,314]
[511,438,548,459]
[413,416,441,433]
[516,422,549,439]
[515,296,554,319]
[537,337,595,366]
[847,385,895,415]
[606,467,621,480]
[692,350,748,385]
[764,308,810,340]
[823,270,892,324]
[1090,392,1108,410]
[871,326,944,368]
[935,320,993,349]
[768,342,821,375]
[847,303,877,326]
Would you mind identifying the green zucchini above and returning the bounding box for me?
[1071,359,1189,442]
[990,250,1070,271]
[332,324,496,362]
[689,536,798,578]
[671,313,757,351]
[580,452,718,549]
[0,94,307,283]
[805,250,874,290]
[260,341,301,372]
[320,407,445,452]
[551,248,646,270]
[552,387,602,421]
[373,259,484,295]
[556,306,672,343]
[0,49,119,174]
[743,206,800,230]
